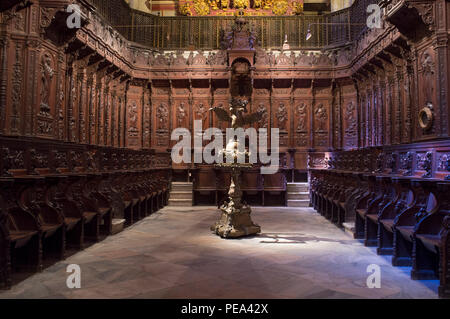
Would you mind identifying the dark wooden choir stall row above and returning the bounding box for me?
[0,137,171,289]
[192,167,288,206]
[309,149,450,298]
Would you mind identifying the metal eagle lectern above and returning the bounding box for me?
[210,98,263,238]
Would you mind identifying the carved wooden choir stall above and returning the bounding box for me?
[0,0,449,298]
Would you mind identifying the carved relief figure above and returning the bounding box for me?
[207,50,227,65]
[314,103,327,132]
[344,101,357,136]
[192,51,207,65]
[421,50,434,103]
[296,103,307,131]
[128,101,138,137]
[195,102,207,123]
[172,51,187,66]
[156,102,169,130]
[276,102,287,130]
[401,151,413,176]
[421,151,433,178]
[275,52,293,66]
[257,103,268,128]
[40,53,53,113]
[255,48,271,66]
[177,102,187,127]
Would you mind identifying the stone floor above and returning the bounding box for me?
[0,206,440,299]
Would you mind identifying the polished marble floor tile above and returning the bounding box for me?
[0,206,440,299]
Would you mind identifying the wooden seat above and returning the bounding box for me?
[356,208,367,217]
[396,225,414,240]
[98,207,110,216]
[64,217,79,229]
[9,230,38,243]
[416,234,441,254]
[40,224,60,237]
[380,218,395,231]
[366,214,378,222]
[123,200,131,208]
[83,211,98,223]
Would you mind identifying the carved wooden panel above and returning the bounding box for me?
[313,86,332,150]
[272,99,290,148]
[341,83,358,150]
[293,87,312,149]
[126,84,143,149]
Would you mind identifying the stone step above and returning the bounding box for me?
[286,183,309,192]
[168,198,193,206]
[287,199,310,207]
[171,182,193,192]
[287,192,309,200]
[169,191,193,200]
[111,218,126,235]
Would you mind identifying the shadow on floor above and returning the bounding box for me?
[229,232,359,245]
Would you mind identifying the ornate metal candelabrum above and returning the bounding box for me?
[209,98,262,238]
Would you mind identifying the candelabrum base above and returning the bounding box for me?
[211,203,261,238]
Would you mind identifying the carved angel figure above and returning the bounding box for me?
[210,98,263,129]
[41,53,54,110]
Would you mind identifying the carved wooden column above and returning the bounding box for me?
[87,71,95,145]
[146,81,152,149]
[104,76,112,146]
[56,50,66,141]
[331,80,339,150]
[142,81,151,149]
[384,63,395,146]
[123,80,130,148]
[390,55,404,145]
[118,91,123,148]
[77,57,89,144]
[168,79,173,142]
[0,37,8,134]
[377,70,386,146]
[96,73,105,145]
[110,84,116,147]
[357,79,368,148]
[289,78,295,149]
[434,32,449,137]
[66,54,77,143]
[352,77,362,148]
[366,83,372,147]
[24,39,40,137]
[10,41,23,135]
[401,48,413,144]
[371,79,378,147]
[310,80,315,150]
[188,79,193,153]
